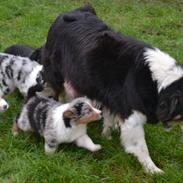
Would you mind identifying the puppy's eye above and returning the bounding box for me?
[85,108,92,114]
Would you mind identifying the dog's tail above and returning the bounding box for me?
[26,84,44,101]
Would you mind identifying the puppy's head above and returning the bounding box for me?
[63,97,102,127]
[0,98,9,112]
[156,78,183,127]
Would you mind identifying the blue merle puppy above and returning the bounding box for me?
[0,53,43,112]
[12,86,102,154]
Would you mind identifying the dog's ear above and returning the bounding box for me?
[101,31,115,39]
[63,14,77,22]
[63,110,75,118]
[63,110,75,128]
[169,97,178,117]
[78,4,97,15]
[99,31,120,45]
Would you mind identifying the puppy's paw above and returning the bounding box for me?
[12,121,19,137]
[12,131,19,137]
[91,144,102,152]
[44,144,57,155]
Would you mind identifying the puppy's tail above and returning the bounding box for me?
[26,84,44,101]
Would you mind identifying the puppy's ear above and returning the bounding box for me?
[63,110,75,118]
[63,110,75,128]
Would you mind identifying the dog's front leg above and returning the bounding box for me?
[75,134,101,152]
[44,137,58,155]
[102,108,113,139]
[12,121,20,136]
[120,111,163,173]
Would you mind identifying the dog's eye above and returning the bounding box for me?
[159,101,167,108]
[85,108,92,114]
[36,73,43,84]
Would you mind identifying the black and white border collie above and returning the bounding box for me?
[42,5,183,173]
[0,53,43,111]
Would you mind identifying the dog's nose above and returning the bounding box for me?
[95,109,102,114]
[3,104,8,110]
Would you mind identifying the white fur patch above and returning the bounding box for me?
[144,48,183,92]
[120,110,163,173]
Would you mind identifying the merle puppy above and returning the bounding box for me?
[13,85,102,154]
[0,53,43,111]
[41,5,183,173]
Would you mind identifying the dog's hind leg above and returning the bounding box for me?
[120,110,163,174]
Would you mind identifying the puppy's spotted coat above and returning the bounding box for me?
[13,88,102,154]
[0,53,43,112]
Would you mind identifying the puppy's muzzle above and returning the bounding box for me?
[77,110,102,125]
[0,99,9,112]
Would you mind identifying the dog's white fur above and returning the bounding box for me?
[102,48,183,173]
[120,110,163,173]
[144,48,183,92]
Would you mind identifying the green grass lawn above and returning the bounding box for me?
[0,0,183,182]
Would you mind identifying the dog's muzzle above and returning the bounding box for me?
[0,98,9,112]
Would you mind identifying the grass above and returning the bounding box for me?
[0,0,183,182]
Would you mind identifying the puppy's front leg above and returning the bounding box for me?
[12,121,20,137]
[44,139,58,155]
[75,134,101,152]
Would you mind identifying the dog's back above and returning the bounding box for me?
[43,5,157,122]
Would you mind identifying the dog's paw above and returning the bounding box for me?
[91,144,102,152]
[12,122,19,137]
[102,129,112,140]
[12,131,19,137]
[145,165,164,174]
[44,144,57,155]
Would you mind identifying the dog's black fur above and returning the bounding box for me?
[39,4,183,173]
[42,4,183,126]
[4,44,34,57]
[4,44,43,64]
[42,4,97,98]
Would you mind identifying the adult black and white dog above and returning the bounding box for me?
[42,5,183,173]
[0,53,43,111]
